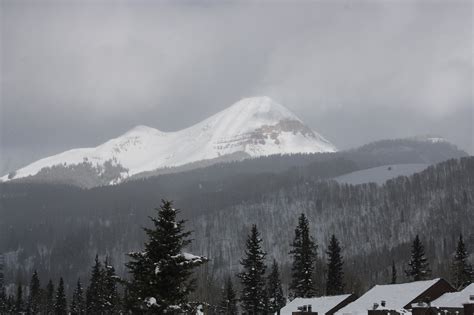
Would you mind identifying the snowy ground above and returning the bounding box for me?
[334,163,430,185]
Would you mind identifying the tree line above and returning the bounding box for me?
[0,255,120,314]
[2,157,472,294]
[1,200,471,314]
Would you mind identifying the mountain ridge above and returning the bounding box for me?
[1,96,336,184]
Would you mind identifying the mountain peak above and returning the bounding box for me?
[2,97,336,185]
[227,96,299,121]
[123,125,161,136]
[232,96,279,111]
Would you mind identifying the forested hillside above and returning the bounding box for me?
[6,138,466,187]
[0,156,472,297]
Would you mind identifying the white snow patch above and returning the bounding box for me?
[279,294,353,315]
[334,164,430,185]
[145,297,157,307]
[432,283,474,308]
[335,279,442,315]
[182,252,202,260]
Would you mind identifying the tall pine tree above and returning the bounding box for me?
[54,277,67,315]
[326,235,345,295]
[218,276,238,315]
[104,257,120,313]
[27,270,42,314]
[405,235,431,281]
[15,282,24,314]
[451,234,473,289]
[44,279,55,315]
[0,286,6,314]
[0,257,6,314]
[238,224,267,314]
[126,200,207,313]
[70,279,85,315]
[289,213,318,298]
[267,259,286,315]
[86,255,106,314]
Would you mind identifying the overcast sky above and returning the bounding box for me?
[1,0,472,175]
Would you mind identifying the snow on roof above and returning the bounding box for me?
[432,283,474,308]
[280,294,353,315]
[335,279,441,315]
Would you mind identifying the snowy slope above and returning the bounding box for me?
[334,163,430,185]
[1,96,336,184]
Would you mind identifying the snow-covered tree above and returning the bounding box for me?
[70,279,85,315]
[267,259,286,315]
[54,277,67,315]
[86,255,106,314]
[290,213,318,298]
[238,224,267,313]
[104,257,121,313]
[451,234,473,289]
[126,200,207,313]
[405,235,431,281]
[326,235,344,295]
[218,276,238,314]
[27,270,42,314]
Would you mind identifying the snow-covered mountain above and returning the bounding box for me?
[1,96,336,185]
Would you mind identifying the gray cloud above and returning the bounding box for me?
[1,0,472,174]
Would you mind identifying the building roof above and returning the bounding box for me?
[431,283,474,308]
[335,279,442,315]
[280,294,353,315]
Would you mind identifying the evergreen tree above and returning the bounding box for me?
[45,279,55,315]
[126,200,207,313]
[7,295,15,314]
[238,224,267,314]
[391,261,397,284]
[0,256,6,314]
[289,213,318,298]
[218,276,238,315]
[0,287,7,314]
[86,255,106,314]
[121,287,130,314]
[326,235,345,295]
[267,259,286,315]
[15,282,24,314]
[451,234,473,289]
[27,270,42,314]
[70,279,85,315]
[405,235,431,281]
[103,257,120,313]
[54,278,67,315]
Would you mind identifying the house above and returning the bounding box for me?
[431,283,474,315]
[279,294,357,315]
[335,278,455,315]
